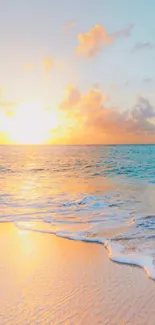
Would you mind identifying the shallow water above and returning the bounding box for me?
[1,145,155,279]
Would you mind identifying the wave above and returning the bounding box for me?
[2,145,155,281]
[1,215,155,281]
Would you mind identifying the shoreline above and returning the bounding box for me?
[0,223,155,324]
[14,220,155,281]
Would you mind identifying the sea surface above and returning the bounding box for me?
[1,145,155,279]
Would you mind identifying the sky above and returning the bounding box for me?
[0,0,155,144]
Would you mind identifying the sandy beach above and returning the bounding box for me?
[0,223,154,325]
[1,0,155,322]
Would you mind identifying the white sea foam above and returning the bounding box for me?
[105,240,155,280]
[11,218,155,280]
[1,145,155,281]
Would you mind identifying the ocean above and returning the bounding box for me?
[1,144,155,279]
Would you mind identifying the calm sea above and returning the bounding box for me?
[1,145,155,278]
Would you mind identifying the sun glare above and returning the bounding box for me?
[8,101,59,144]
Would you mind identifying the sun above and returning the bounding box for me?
[8,101,59,144]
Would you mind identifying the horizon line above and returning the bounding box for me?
[1,143,155,146]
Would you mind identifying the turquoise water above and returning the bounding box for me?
[1,145,155,279]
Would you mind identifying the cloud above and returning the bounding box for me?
[143,78,153,84]
[132,42,154,52]
[123,81,130,87]
[76,24,113,58]
[43,58,54,74]
[63,21,76,31]
[55,87,155,144]
[59,85,81,110]
[112,24,134,38]
[1,86,155,144]
[23,58,63,75]
[130,96,155,120]
[76,24,133,58]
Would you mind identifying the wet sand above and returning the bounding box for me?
[0,223,155,325]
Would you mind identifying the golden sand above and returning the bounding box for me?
[0,223,155,325]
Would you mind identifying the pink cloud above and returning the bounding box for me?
[76,24,134,58]
[55,87,155,144]
[76,24,113,58]
[63,21,76,31]
[59,86,81,110]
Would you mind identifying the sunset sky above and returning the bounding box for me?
[0,0,155,144]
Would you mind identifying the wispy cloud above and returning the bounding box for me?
[143,78,153,84]
[132,42,154,52]
[123,81,130,87]
[112,24,134,38]
[63,21,76,31]
[76,24,134,58]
